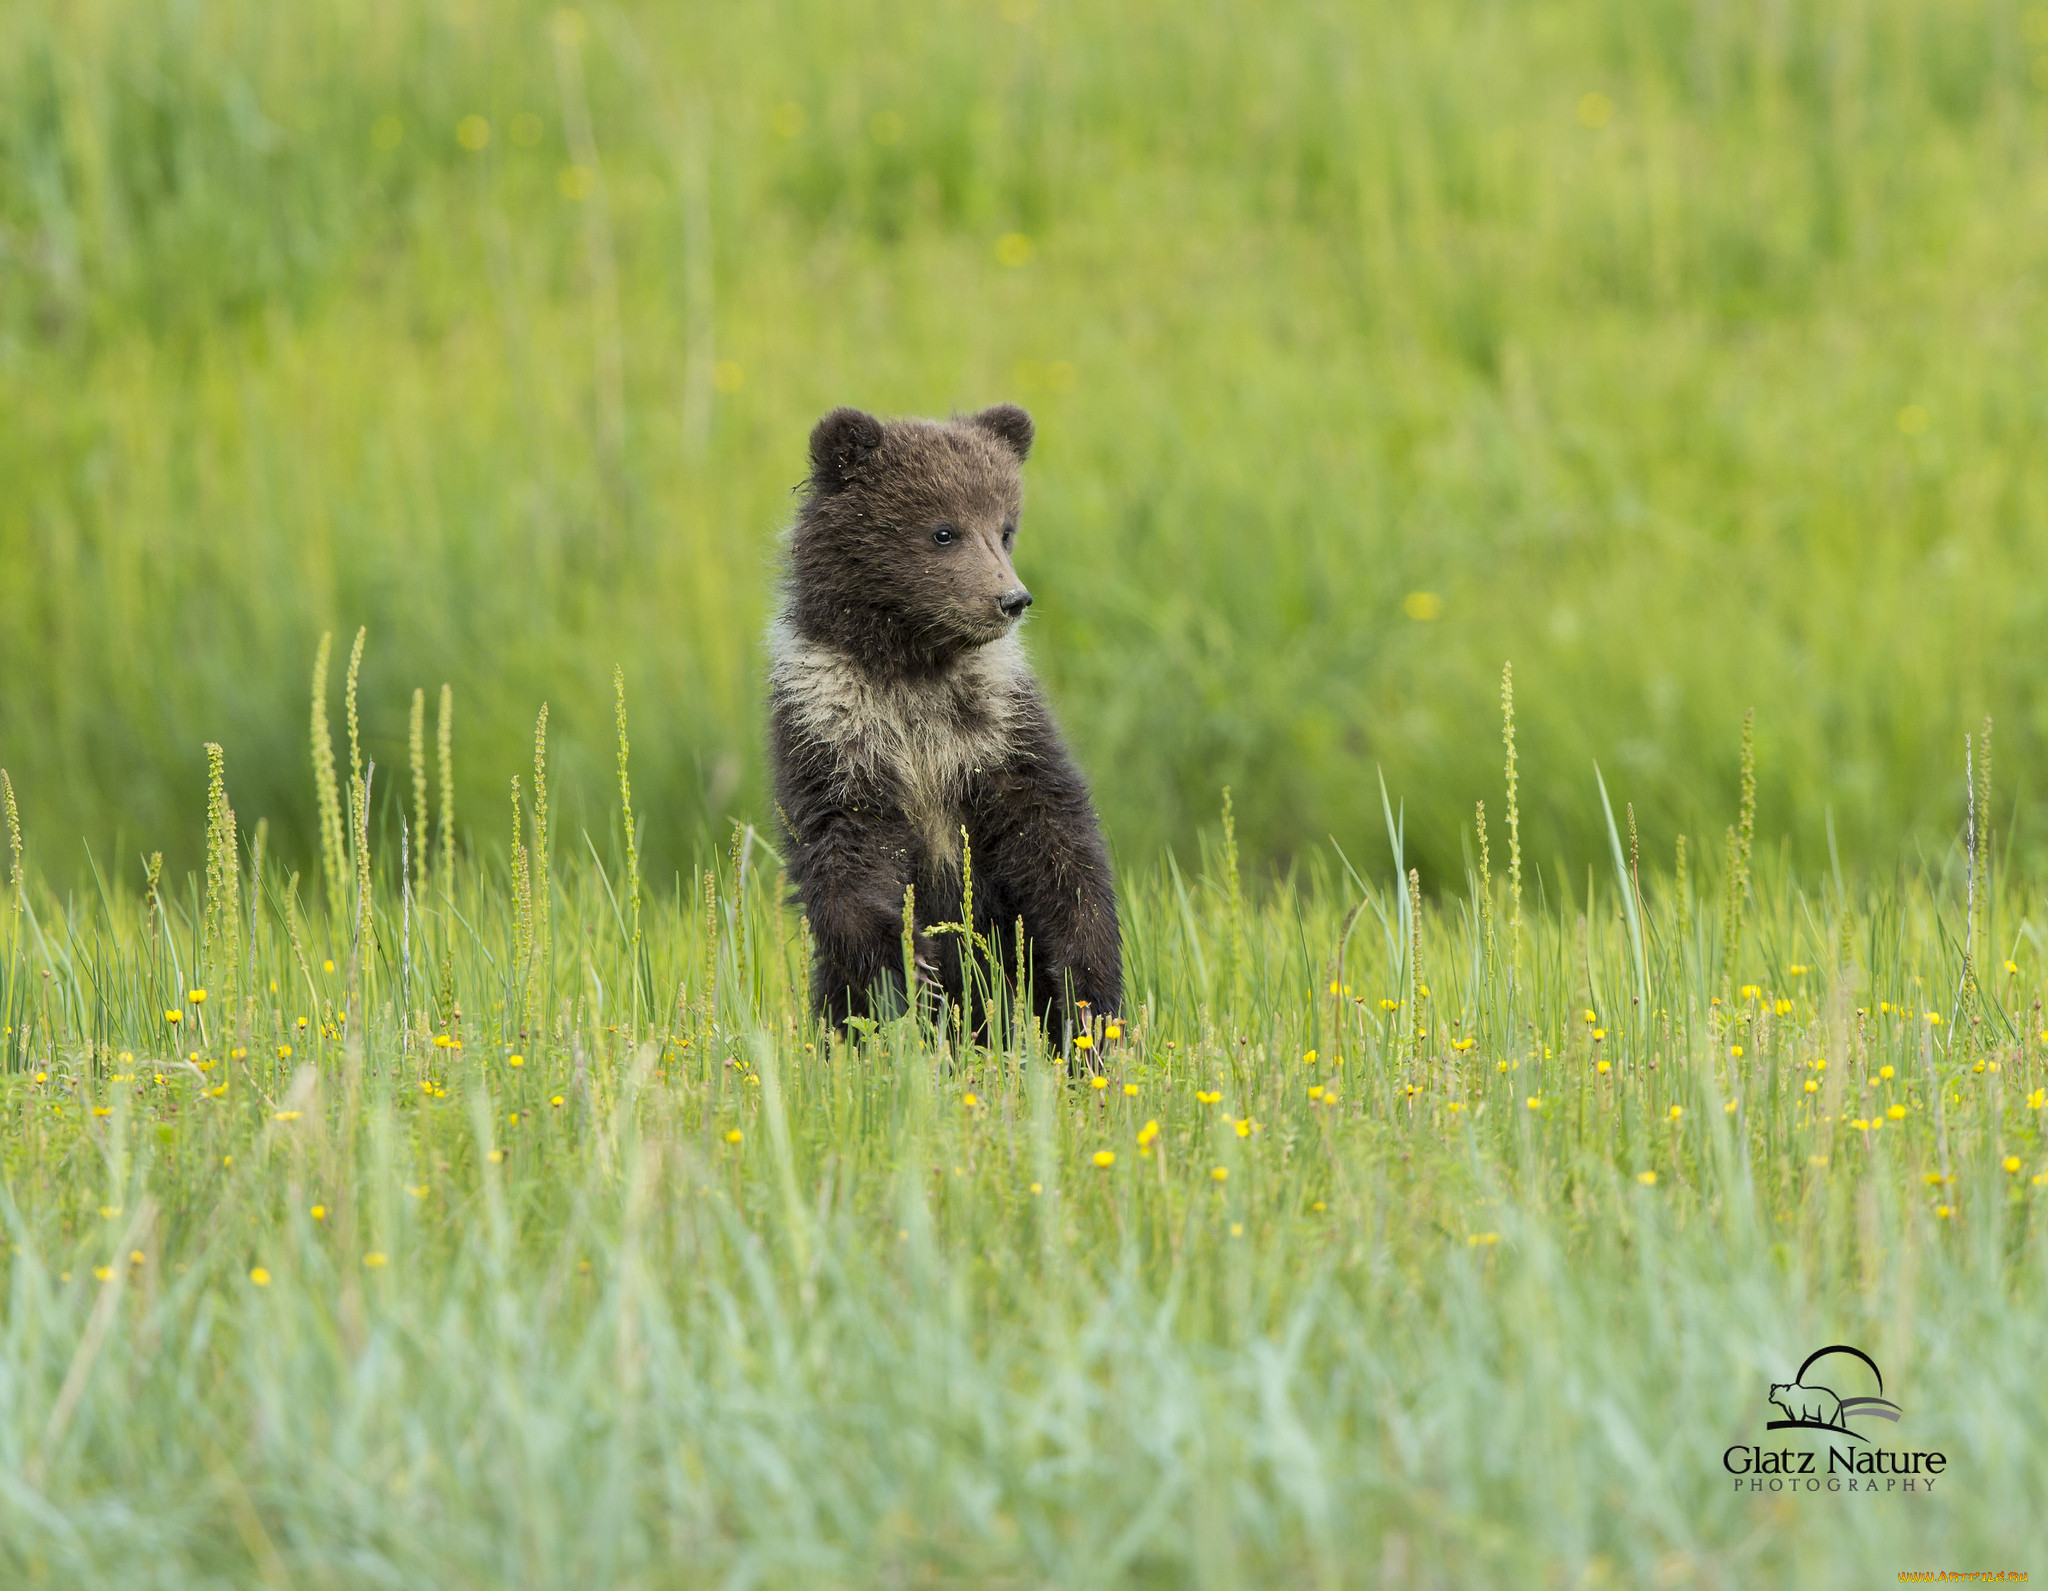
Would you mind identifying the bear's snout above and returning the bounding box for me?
[999,587,1033,619]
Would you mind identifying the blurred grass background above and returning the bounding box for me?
[5,0,2047,881]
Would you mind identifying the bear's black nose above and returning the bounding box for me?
[999,588,1034,619]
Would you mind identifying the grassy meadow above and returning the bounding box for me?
[9,0,2048,874]
[8,0,2048,1583]
[0,664,2044,1585]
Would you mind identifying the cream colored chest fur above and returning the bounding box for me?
[769,623,1028,867]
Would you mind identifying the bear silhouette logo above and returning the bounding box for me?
[1765,1346,1903,1442]
[1769,1381,1845,1429]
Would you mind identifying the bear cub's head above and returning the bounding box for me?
[787,404,1037,669]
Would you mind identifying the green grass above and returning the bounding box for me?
[8,0,2048,878]
[0,688,2044,1585]
[7,1,2048,1581]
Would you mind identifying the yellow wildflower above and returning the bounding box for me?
[1093,1150,1116,1167]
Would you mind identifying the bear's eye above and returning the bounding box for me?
[1001,524,1016,547]
[931,524,957,546]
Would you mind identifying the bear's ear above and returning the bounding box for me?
[808,407,885,493]
[969,403,1034,462]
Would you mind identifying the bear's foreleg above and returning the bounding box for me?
[788,803,924,1026]
[967,713,1122,1043]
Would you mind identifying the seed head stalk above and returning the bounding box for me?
[1408,866,1427,1065]
[511,776,533,978]
[959,828,976,1047]
[202,743,243,1007]
[615,667,642,968]
[344,627,366,792]
[436,684,456,903]
[901,883,919,1026]
[1,768,21,945]
[700,865,719,1025]
[311,633,347,915]
[350,761,374,1020]
[531,704,551,982]
[1221,787,1246,1008]
[409,687,430,898]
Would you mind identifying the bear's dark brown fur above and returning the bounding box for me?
[768,404,1121,1039]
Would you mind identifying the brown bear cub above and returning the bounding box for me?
[769,403,1121,1040]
